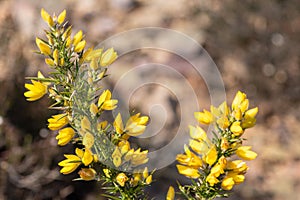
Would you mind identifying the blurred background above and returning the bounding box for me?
[0,0,299,199]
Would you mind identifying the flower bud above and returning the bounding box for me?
[57,9,66,24]
[116,173,128,187]
[100,48,118,67]
[78,168,96,181]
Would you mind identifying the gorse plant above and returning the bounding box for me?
[24,8,258,200]
[24,9,152,199]
[167,91,258,200]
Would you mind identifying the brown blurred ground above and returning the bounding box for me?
[0,0,299,199]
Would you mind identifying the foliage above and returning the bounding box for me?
[24,9,152,199]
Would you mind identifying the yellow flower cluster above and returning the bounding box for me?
[24,9,152,199]
[194,91,258,134]
[59,148,94,175]
[108,166,153,188]
[25,8,259,200]
[114,113,149,137]
[24,71,48,101]
[173,91,258,199]
[112,140,149,168]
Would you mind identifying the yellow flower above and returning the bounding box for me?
[48,113,69,130]
[53,49,59,65]
[79,47,93,64]
[81,116,91,131]
[189,139,209,154]
[80,116,91,136]
[78,168,96,181]
[231,91,247,111]
[46,34,54,46]
[83,132,94,149]
[216,116,230,129]
[210,165,223,178]
[41,8,54,27]
[99,70,107,80]
[35,71,48,82]
[100,48,118,67]
[74,40,86,52]
[204,145,218,166]
[221,177,235,190]
[226,160,248,173]
[58,148,85,174]
[58,53,64,66]
[226,161,248,185]
[36,37,51,55]
[127,113,149,126]
[93,154,99,163]
[221,138,229,151]
[176,165,200,179]
[230,142,240,149]
[234,108,243,121]
[208,102,230,129]
[242,107,258,129]
[62,26,72,40]
[90,58,98,70]
[112,147,122,167]
[123,149,134,161]
[113,113,124,134]
[206,173,219,186]
[45,58,54,66]
[130,148,149,166]
[236,146,257,160]
[89,103,99,116]
[217,101,230,116]
[245,107,258,119]
[85,48,103,62]
[230,121,244,136]
[145,175,152,184]
[194,109,213,125]
[222,171,245,190]
[103,168,111,178]
[24,73,48,101]
[118,140,130,155]
[240,99,249,113]
[57,9,66,25]
[142,167,149,179]
[241,117,256,129]
[227,172,245,184]
[211,101,229,116]
[97,121,108,130]
[56,127,75,146]
[113,113,149,136]
[59,154,81,174]
[131,170,142,186]
[73,30,83,46]
[189,125,207,141]
[210,156,227,177]
[176,145,202,168]
[125,113,149,136]
[97,90,118,110]
[66,36,71,48]
[60,58,65,67]
[120,147,148,167]
[116,173,128,187]
[166,186,175,200]
[82,148,94,166]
